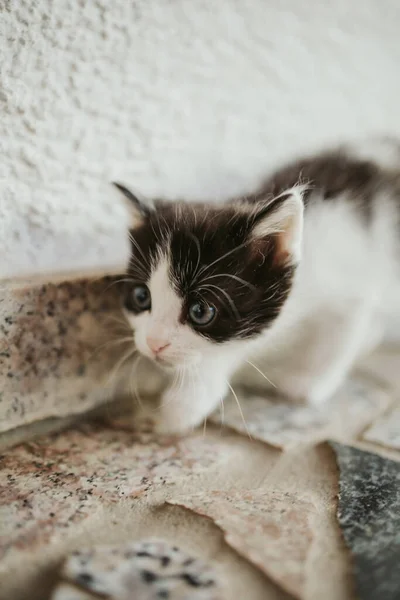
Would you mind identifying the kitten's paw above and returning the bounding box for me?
[130,401,203,437]
[153,405,202,436]
[130,410,186,441]
[152,418,194,437]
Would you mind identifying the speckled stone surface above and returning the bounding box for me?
[51,538,222,600]
[0,278,131,433]
[0,422,227,561]
[331,442,400,600]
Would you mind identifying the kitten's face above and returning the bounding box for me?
[119,190,303,370]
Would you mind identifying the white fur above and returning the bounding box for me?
[235,183,400,403]
[125,256,245,432]
[126,143,400,434]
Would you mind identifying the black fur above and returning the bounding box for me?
[125,201,294,343]
[255,149,387,220]
[113,182,152,217]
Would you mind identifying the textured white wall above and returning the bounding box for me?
[1,0,400,278]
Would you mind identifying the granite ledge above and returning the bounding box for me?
[0,276,133,436]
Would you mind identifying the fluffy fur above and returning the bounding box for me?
[115,138,400,434]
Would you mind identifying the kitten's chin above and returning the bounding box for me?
[154,357,176,370]
[153,354,201,371]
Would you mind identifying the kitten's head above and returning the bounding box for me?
[114,183,304,369]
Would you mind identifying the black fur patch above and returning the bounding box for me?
[126,202,295,343]
[255,149,386,220]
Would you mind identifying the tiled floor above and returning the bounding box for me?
[0,346,399,600]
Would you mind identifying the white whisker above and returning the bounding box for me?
[203,415,208,437]
[101,314,130,328]
[156,364,186,411]
[130,355,144,409]
[129,260,149,280]
[98,277,134,296]
[89,336,134,360]
[219,395,225,434]
[103,346,137,389]
[187,232,202,280]
[195,241,250,280]
[198,283,240,320]
[226,382,252,440]
[200,273,257,292]
[128,235,150,279]
[245,359,276,388]
[128,232,147,264]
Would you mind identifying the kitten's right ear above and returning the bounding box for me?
[112,182,152,228]
[250,186,305,265]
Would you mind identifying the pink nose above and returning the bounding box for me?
[146,337,170,355]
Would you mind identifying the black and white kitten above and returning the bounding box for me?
[115,138,400,434]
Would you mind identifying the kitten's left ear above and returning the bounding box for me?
[112,182,153,228]
[250,186,305,264]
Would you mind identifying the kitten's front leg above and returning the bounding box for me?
[154,366,229,435]
[269,305,378,406]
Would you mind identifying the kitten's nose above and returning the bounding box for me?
[146,337,170,355]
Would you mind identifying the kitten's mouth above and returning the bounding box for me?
[154,354,195,371]
[153,355,176,369]
[137,348,175,369]
[140,349,198,370]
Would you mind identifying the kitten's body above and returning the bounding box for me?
[117,138,400,434]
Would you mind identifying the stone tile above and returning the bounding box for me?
[330,442,400,600]
[168,489,316,599]
[0,278,134,434]
[0,423,226,560]
[210,378,390,449]
[362,405,400,450]
[51,538,221,600]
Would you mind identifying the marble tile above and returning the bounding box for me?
[51,538,221,600]
[169,489,316,599]
[0,423,226,560]
[210,378,391,449]
[0,278,132,434]
[331,442,400,600]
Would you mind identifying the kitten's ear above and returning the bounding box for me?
[250,186,305,264]
[112,182,152,228]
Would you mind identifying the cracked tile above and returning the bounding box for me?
[168,489,316,598]
[330,442,400,600]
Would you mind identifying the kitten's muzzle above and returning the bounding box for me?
[146,336,171,356]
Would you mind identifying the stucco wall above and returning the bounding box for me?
[1,0,400,278]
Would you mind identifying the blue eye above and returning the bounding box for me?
[189,301,216,326]
[129,284,151,312]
